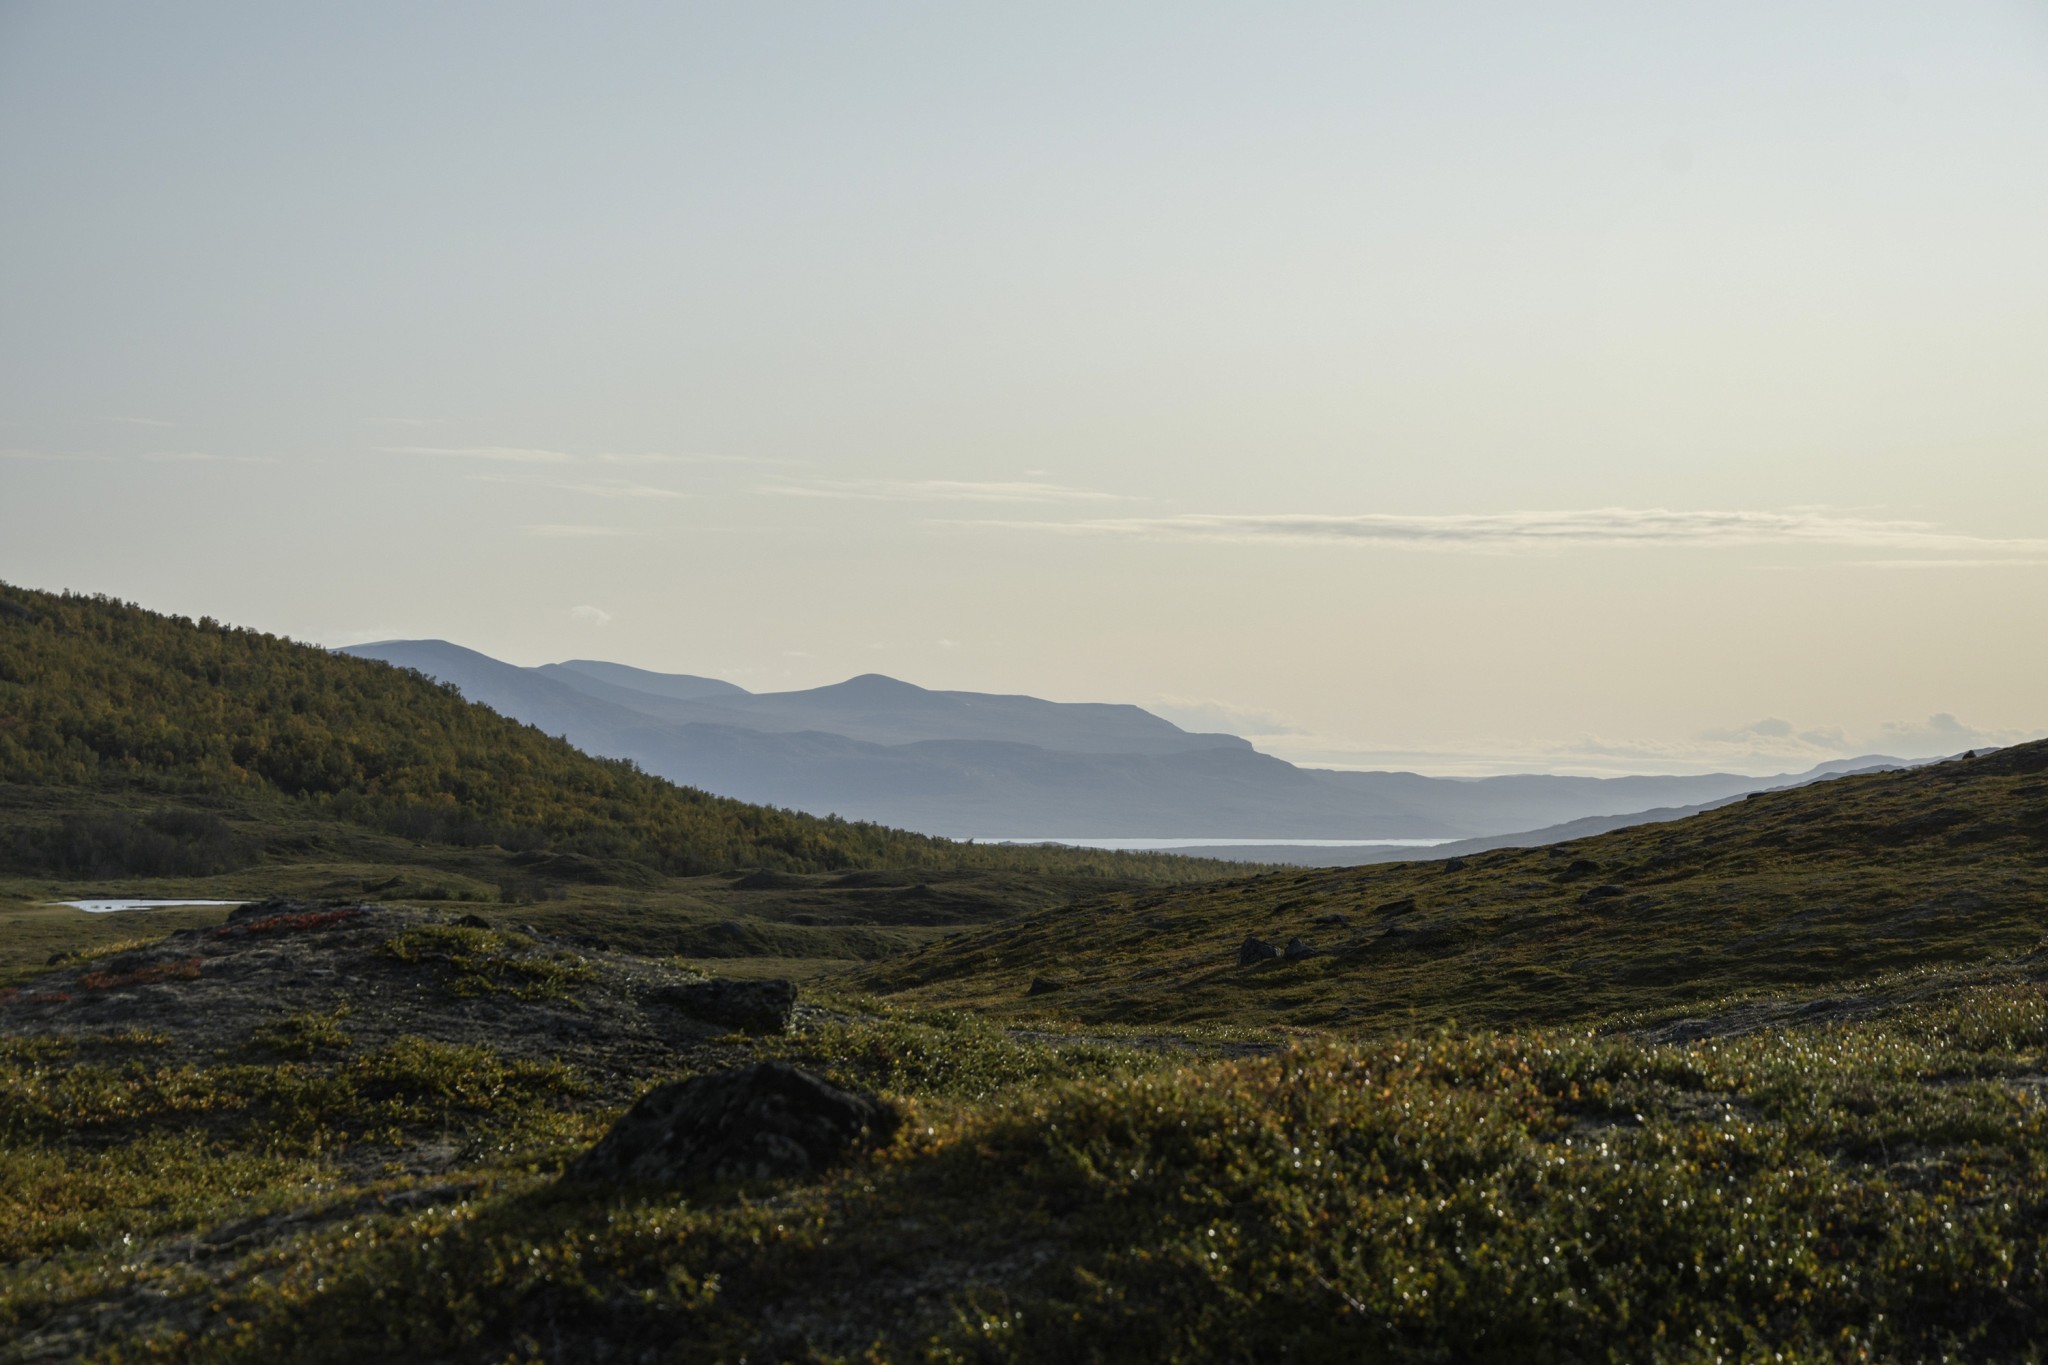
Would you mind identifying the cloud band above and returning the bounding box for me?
[952,507,2048,556]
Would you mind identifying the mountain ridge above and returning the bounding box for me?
[344,638,1922,842]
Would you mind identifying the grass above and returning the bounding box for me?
[5,715,2047,1357]
[861,747,2048,1032]
[379,924,597,1003]
[0,841,1200,988]
[8,963,2036,1362]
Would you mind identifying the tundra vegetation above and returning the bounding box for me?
[2,585,2046,1362]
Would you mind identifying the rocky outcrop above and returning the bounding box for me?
[655,978,798,1034]
[565,1062,897,1187]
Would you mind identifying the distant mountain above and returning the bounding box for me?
[341,641,1915,841]
[549,659,746,703]
[348,643,1245,757]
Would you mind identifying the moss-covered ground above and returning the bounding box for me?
[862,744,2048,1033]
[5,583,2046,1361]
[4,906,2046,1360]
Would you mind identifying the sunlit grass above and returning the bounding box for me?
[5,976,2044,1362]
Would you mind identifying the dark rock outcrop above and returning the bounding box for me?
[1238,935,1279,965]
[1442,858,1467,873]
[655,978,798,1034]
[1283,936,1318,961]
[1312,913,1349,928]
[1376,897,1417,917]
[565,1062,897,1187]
[1026,975,1067,996]
[1558,858,1602,882]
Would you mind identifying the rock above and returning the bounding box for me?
[1558,859,1602,882]
[1026,975,1067,996]
[564,1062,897,1188]
[1579,883,1627,904]
[1312,912,1349,928]
[452,913,493,929]
[45,952,71,965]
[1283,936,1318,961]
[655,978,798,1034]
[1238,935,1279,965]
[1442,858,1467,873]
[1376,897,1417,916]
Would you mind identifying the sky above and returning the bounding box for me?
[3,1,2045,776]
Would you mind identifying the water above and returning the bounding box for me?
[969,836,1458,851]
[49,899,247,914]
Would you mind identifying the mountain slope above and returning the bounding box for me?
[0,583,1220,881]
[862,740,2048,1027]
[548,657,746,702]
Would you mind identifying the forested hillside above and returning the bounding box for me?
[0,583,1222,881]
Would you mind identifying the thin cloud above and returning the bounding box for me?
[379,445,763,466]
[381,445,575,463]
[765,478,1123,504]
[521,524,635,539]
[473,474,688,500]
[595,451,763,466]
[569,604,613,626]
[138,450,274,464]
[1847,558,2048,569]
[547,481,688,500]
[957,507,2048,556]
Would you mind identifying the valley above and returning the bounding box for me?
[3,584,2046,1362]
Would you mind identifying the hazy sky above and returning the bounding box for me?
[4,2,2045,775]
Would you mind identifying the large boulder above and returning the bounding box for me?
[1238,935,1279,965]
[565,1062,897,1187]
[656,978,797,1034]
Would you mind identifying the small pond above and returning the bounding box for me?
[969,837,1458,850]
[48,899,248,915]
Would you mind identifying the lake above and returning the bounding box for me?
[49,899,247,914]
[970,837,1457,851]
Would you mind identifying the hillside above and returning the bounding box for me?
[861,740,2048,1029]
[0,583,1233,885]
